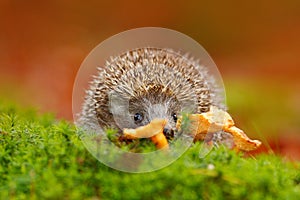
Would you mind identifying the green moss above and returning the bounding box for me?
[0,102,299,200]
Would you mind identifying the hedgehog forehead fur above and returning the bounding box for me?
[79,47,225,132]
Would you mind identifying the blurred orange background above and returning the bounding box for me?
[0,1,299,158]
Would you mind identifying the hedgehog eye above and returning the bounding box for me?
[134,113,144,123]
[172,113,177,123]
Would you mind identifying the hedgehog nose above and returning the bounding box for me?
[163,128,168,135]
[163,128,174,139]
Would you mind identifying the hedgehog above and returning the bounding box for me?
[78,47,225,138]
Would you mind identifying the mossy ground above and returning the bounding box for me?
[0,101,299,200]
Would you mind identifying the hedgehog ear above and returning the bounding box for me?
[108,91,128,111]
[108,91,135,129]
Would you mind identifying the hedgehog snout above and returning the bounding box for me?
[163,128,174,140]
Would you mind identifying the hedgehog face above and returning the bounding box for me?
[132,106,177,138]
[129,94,180,131]
[127,93,180,139]
[108,86,181,137]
